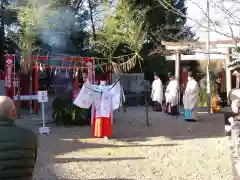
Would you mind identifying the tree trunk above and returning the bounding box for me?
[88,0,96,41]
[21,43,33,113]
[27,50,33,113]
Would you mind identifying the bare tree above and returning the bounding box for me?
[156,0,240,70]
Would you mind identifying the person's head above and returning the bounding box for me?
[99,73,107,85]
[100,80,106,85]
[168,72,175,80]
[153,72,159,80]
[82,73,88,82]
[0,96,16,119]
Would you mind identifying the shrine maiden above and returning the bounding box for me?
[183,72,199,122]
[73,76,122,139]
[151,72,163,111]
[165,72,179,115]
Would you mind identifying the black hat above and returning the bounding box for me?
[168,72,174,78]
[99,73,108,81]
[188,71,193,77]
[153,72,159,77]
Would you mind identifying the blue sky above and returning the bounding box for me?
[186,0,240,41]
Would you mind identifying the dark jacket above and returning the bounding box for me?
[0,119,38,180]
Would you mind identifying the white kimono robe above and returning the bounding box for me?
[73,80,122,137]
[183,78,199,120]
[151,78,163,104]
[73,81,122,118]
[165,79,179,106]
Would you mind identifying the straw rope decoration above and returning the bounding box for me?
[30,52,142,74]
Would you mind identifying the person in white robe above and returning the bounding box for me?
[183,72,199,121]
[165,72,179,115]
[73,77,123,139]
[151,72,163,111]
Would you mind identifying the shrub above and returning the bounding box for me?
[52,96,90,126]
[198,80,216,107]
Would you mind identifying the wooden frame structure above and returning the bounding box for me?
[163,40,237,98]
[5,55,96,114]
[31,55,95,113]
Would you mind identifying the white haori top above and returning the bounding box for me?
[165,79,179,106]
[73,80,122,118]
[183,78,199,110]
[151,78,163,104]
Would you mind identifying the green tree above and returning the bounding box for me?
[92,0,148,71]
[1,0,18,26]
[6,0,61,112]
[8,0,59,73]
[126,0,194,81]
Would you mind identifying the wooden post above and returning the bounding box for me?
[226,47,232,104]
[175,50,181,113]
[73,68,79,99]
[17,72,20,119]
[143,80,150,126]
[236,73,240,88]
[145,92,149,126]
[236,76,240,88]
[175,50,181,81]
[33,63,38,113]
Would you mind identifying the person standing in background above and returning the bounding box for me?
[219,68,227,107]
[180,68,188,105]
[183,72,199,122]
[165,72,179,116]
[151,72,163,111]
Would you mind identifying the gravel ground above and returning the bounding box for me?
[18,107,234,180]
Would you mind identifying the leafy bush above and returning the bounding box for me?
[198,81,216,107]
[52,96,90,126]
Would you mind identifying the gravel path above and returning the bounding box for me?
[18,107,234,180]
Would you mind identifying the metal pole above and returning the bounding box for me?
[143,80,149,126]
[0,0,5,71]
[42,102,45,127]
[206,0,211,114]
[13,55,16,97]
[175,51,181,116]
[29,74,33,113]
[226,47,232,105]
[145,91,149,126]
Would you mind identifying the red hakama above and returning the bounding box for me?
[92,109,112,137]
[73,78,122,139]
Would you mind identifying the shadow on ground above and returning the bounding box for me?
[37,131,179,158]
[90,179,135,180]
[112,107,226,142]
[22,106,226,157]
[53,157,146,163]
[47,179,134,180]
[22,106,229,179]
[21,106,227,144]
